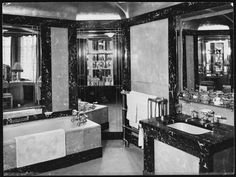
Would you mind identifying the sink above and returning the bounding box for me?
[167,122,212,135]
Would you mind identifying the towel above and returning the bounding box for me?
[127,91,160,128]
[15,129,66,168]
[127,91,162,148]
[138,127,144,149]
[126,91,138,128]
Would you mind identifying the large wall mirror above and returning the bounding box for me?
[2,24,42,112]
[177,4,234,93]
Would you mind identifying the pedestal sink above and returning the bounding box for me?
[167,122,212,135]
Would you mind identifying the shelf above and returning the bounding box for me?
[87,51,113,54]
[86,38,114,87]
[88,68,112,70]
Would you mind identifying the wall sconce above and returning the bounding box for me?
[12,62,23,81]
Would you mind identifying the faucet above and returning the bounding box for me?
[91,102,98,109]
[200,110,219,128]
[185,110,199,123]
[71,109,88,126]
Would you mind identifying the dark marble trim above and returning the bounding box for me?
[101,132,123,140]
[101,122,109,131]
[143,134,155,174]
[182,31,187,89]
[168,16,178,115]
[68,27,78,110]
[2,14,122,29]
[121,2,230,28]
[41,26,52,112]
[121,28,131,91]
[4,147,102,176]
[3,110,73,126]
[74,20,123,29]
[2,14,74,28]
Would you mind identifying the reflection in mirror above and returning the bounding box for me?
[198,34,231,90]
[177,4,234,93]
[2,24,42,112]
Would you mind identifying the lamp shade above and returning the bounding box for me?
[12,62,23,72]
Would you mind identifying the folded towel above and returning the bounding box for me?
[15,129,66,168]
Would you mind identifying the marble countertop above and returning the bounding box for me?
[139,114,234,156]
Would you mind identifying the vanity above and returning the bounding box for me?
[140,114,234,175]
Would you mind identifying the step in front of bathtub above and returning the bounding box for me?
[3,118,102,171]
[4,147,102,176]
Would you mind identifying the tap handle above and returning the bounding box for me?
[72,109,78,116]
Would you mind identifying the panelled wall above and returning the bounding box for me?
[2,2,231,119]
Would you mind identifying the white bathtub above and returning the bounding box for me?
[3,116,101,171]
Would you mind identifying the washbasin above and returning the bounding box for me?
[167,122,212,135]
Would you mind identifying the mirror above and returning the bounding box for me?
[177,4,234,93]
[2,24,42,112]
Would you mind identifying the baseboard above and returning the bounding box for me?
[102,132,123,140]
[101,122,109,131]
[4,147,102,176]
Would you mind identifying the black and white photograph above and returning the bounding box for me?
[2,1,235,176]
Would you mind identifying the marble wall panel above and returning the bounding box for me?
[130,19,169,111]
[51,27,69,112]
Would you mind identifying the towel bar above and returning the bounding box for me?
[121,90,168,148]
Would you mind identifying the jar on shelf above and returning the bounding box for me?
[200,92,210,104]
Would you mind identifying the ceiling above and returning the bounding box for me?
[180,4,234,30]
[2,2,182,20]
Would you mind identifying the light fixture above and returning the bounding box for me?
[105,32,115,38]
[198,24,229,31]
[12,62,23,81]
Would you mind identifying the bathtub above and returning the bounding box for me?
[3,116,101,171]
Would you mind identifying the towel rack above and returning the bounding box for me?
[147,97,168,119]
[121,90,168,147]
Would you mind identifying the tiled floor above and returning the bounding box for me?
[38,140,143,175]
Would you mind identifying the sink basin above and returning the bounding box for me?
[167,122,212,135]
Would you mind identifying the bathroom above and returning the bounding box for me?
[2,1,234,175]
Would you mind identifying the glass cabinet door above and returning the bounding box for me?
[87,38,114,86]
